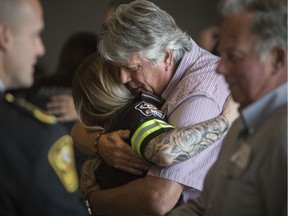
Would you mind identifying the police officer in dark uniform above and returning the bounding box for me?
[0,93,87,215]
[0,0,88,215]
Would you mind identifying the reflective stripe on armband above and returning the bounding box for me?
[131,119,174,155]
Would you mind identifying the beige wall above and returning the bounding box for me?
[39,0,220,75]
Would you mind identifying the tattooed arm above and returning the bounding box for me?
[139,95,239,166]
[143,115,229,166]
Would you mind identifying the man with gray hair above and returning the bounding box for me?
[71,0,238,215]
[170,0,287,215]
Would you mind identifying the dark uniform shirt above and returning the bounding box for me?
[96,91,174,189]
[24,85,87,177]
[0,92,88,216]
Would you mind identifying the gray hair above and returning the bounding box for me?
[219,0,287,59]
[98,0,192,64]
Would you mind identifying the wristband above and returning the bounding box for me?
[93,130,105,156]
[84,199,92,215]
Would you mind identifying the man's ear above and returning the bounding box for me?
[0,22,10,51]
[164,50,173,71]
[271,46,287,72]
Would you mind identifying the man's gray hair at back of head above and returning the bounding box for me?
[98,0,192,64]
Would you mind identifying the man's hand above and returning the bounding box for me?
[222,94,239,126]
[99,130,151,175]
[71,122,151,175]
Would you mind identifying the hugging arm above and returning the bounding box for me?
[135,95,238,166]
[71,121,151,175]
[72,95,238,172]
[143,115,229,166]
[88,175,184,216]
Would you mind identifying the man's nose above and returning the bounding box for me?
[119,68,132,84]
[37,37,45,57]
[216,58,227,75]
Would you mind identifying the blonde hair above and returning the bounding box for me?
[80,156,101,198]
[72,53,134,131]
[72,53,135,197]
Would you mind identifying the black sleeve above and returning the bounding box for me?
[125,101,174,157]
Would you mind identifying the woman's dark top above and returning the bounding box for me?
[96,91,174,189]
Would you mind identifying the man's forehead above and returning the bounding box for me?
[120,54,141,67]
[220,12,254,39]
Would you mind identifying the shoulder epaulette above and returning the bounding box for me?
[5,93,58,124]
[134,91,166,119]
[138,91,163,108]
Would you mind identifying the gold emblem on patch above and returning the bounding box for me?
[48,135,79,192]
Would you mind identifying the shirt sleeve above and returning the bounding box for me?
[148,94,224,201]
[168,95,222,127]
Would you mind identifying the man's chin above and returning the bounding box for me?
[22,78,34,89]
[129,87,141,94]
[128,86,151,95]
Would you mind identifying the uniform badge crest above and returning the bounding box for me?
[48,135,79,192]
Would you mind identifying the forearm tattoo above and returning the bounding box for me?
[144,115,229,166]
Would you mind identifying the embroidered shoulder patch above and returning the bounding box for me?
[48,135,79,193]
[135,101,165,119]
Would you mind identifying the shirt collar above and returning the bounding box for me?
[137,91,163,108]
[161,38,220,101]
[161,38,199,100]
[240,82,288,134]
[0,79,5,93]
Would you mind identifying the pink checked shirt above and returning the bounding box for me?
[148,38,230,203]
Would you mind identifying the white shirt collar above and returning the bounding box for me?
[0,79,5,92]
